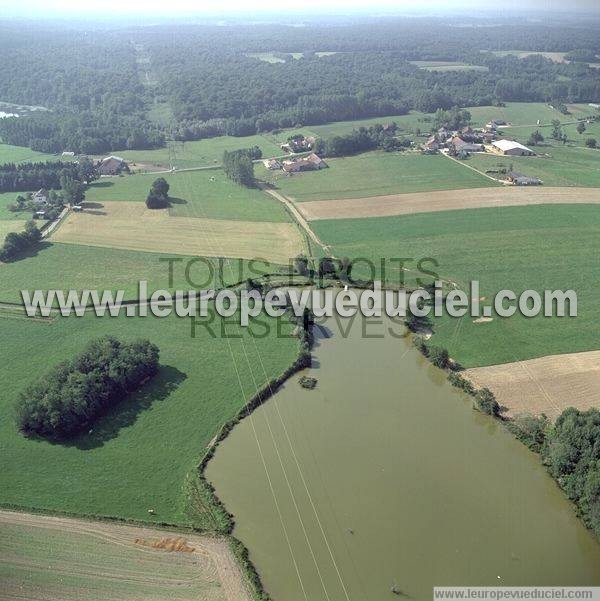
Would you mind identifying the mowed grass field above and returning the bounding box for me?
[111,136,282,170]
[260,152,498,202]
[467,146,600,187]
[467,102,580,127]
[0,220,26,238]
[0,512,232,601]
[0,243,269,304]
[312,204,600,367]
[86,169,291,222]
[0,143,62,165]
[53,201,304,263]
[409,60,488,72]
[0,309,298,523]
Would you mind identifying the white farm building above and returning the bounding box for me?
[492,140,535,156]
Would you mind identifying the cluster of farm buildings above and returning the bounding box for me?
[422,119,543,185]
[263,135,329,173]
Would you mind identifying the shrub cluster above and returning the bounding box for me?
[15,336,160,439]
[0,221,41,262]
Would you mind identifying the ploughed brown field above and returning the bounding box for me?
[0,509,252,601]
[465,350,600,420]
[298,187,600,220]
[53,201,305,264]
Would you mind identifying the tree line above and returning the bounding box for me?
[15,337,160,440]
[314,123,411,157]
[0,160,96,193]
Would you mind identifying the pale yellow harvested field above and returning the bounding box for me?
[299,187,600,220]
[53,202,304,263]
[0,509,252,601]
[465,350,600,420]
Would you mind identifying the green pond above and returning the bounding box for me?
[206,312,600,600]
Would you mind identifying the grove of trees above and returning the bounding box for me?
[15,337,160,440]
[0,220,41,262]
[146,177,170,209]
[223,149,255,187]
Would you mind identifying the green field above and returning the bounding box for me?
[489,50,568,63]
[113,136,282,170]
[0,191,31,220]
[85,169,291,222]
[409,60,488,72]
[0,143,61,165]
[466,146,600,187]
[0,243,281,304]
[260,152,498,201]
[0,308,298,523]
[312,204,600,367]
[0,220,26,239]
[467,102,578,128]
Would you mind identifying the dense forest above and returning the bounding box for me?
[0,17,599,152]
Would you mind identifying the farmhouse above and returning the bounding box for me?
[507,171,543,186]
[492,140,535,156]
[451,136,484,153]
[263,158,282,170]
[97,155,129,176]
[32,188,49,204]
[422,136,440,153]
[281,135,317,153]
[282,153,327,173]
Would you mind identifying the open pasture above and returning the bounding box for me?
[312,204,600,367]
[489,50,569,63]
[0,308,298,523]
[110,136,282,171]
[0,143,62,165]
[465,350,600,420]
[299,186,600,220]
[86,169,291,222]
[260,152,497,202]
[0,219,26,239]
[0,510,250,601]
[466,146,600,188]
[53,201,304,263]
[409,60,488,72]
[0,243,264,304]
[467,102,575,127]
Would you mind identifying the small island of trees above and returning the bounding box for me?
[15,336,160,440]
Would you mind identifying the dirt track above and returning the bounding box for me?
[0,509,252,601]
[465,350,600,420]
[298,186,600,220]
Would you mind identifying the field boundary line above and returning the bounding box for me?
[259,183,330,253]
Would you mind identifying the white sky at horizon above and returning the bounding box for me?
[1,0,598,16]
